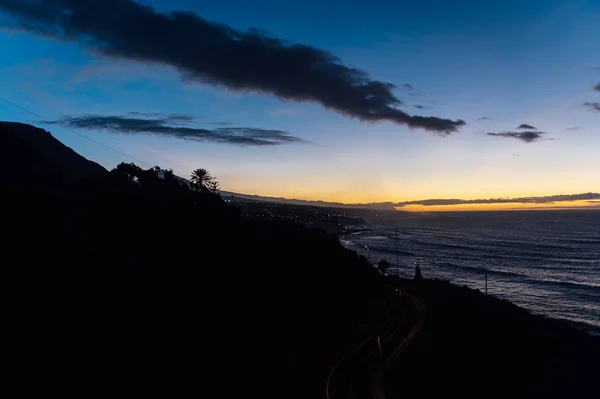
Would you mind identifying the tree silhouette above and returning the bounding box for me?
[162,169,176,181]
[190,168,219,192]
[378,260,390,276]
[111,162,143,183]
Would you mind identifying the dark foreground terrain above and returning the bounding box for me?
[384,277,600,398]
[2,121,598,398]
[2,122,386,398]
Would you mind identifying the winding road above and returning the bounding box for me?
[326,286,426,399]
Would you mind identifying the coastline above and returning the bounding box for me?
[394,276,600,336]
[338,212,600,336]
[339,227,371,236]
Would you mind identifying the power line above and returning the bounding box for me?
[0,85,178,168]
[1,91,242,193]
[0,96,152,167]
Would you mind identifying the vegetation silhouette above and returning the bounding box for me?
[190,167,220,192]
[378,259,390,276]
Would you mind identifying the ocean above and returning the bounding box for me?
[339,209,600,334]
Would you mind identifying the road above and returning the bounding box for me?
[326,286,426,399]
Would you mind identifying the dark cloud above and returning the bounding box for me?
[41,115,306,146]
[584,102,600,112]
[0,0,465,134]
[127,112,162,117]
[476,117,490,121]
[127,112,195,123]
[517,123,536,130]
[394,193,600,208]
[594,83,600,92]
[486,131,546,143]
[403,84,414,90]
[413,104,425,109]
[565,126,582,131]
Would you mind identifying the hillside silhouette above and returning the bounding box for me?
[1,122,386,398]
[3,121,598,399]
[1,122,107,180]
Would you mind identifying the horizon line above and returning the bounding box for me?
[218,190,600,211]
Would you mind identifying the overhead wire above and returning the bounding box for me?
[0,95,152,167]
[0,89,244,193]
[0,84,178,168]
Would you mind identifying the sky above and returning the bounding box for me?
[0,0,599,210]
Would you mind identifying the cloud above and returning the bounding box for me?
[413,104,425,109]
[476,117,490,121]
[127,112,195,123]
[0,0,465,134]
[517,123,536,130]
[594,83,600,92]
[269,108,299,116]
[565,126,582,131]
[41,114,306,146]
[584,102,600,112]
[394,193,600,208]
[486,131,546,143]
[403,84,414,90]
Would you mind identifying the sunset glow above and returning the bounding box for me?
[398,200,600,212]
[1,0,598,209]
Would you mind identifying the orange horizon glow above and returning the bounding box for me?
[218,172,600,207]
[221,186,600,207]
[397,200,600,212]
[225,184,600,211]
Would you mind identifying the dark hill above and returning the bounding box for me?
[2,122,387,399]
[1,122,71,189]
[3,122,598,399]
[1,122,107,181]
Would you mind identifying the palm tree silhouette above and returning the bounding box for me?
[190,168,219,192]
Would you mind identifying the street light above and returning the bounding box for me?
[365,245,370,263]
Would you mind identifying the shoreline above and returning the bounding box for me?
[395,276,600,337]
[338,221,600,338]
[338,227,371,236]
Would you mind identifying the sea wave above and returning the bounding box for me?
[340,210,600,333]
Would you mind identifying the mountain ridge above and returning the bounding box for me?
[0,121,107,181]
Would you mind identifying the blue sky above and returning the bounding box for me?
[0,0,599,204]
